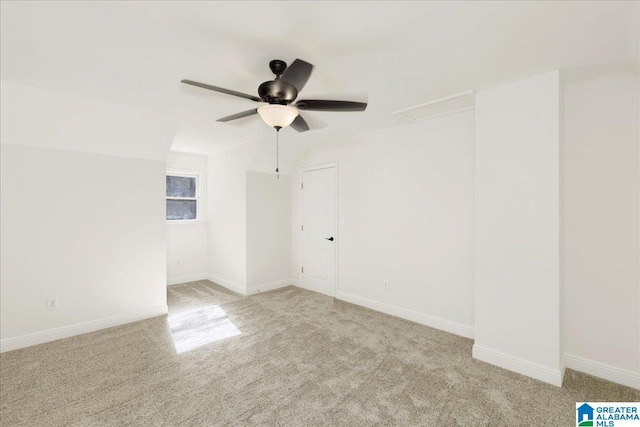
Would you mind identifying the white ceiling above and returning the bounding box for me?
[1,1,638,156]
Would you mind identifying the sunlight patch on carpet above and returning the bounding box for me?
[168,305,241,354]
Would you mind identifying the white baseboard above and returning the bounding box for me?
[335,291,474,339]
[207,274,246,296]
[472,344,564,387]
[0,305,168,353]
[246,279,293,296]
[167,273,208,286]
[565,353,640,390]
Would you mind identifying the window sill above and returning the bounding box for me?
[166,220,206,226]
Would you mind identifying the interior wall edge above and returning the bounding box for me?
[206,274,246,296]
[0,305,168,353]
[472,344,565,387]
[167,274,209,286]
[335,290,474,339]
[245,279,294,296]
[565,353,640,390]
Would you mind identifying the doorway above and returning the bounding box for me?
[301,164,337,297]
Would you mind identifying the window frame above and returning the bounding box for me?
[166,170,201,224]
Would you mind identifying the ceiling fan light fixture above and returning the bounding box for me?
[257,104,299,129]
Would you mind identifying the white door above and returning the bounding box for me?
[302,166,337,297]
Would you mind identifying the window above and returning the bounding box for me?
[166,173,199,221]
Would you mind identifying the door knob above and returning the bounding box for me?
[325,237,334,241]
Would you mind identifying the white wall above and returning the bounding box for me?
[246,171,292,292]
[207,141,259,293]
[564,72,640,388]
[473,71,564,386]
[0,144,168,351]
[0,81,175,352]
[293,110,475,337]
[0,80,175,161]
[248,132,308,175]
[207,140,297,296]
[166,151,208,285]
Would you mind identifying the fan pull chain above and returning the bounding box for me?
[275,127,280,180]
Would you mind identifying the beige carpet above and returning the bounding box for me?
[1,281,638,426]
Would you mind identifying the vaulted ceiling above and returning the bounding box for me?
[2,1,638,155]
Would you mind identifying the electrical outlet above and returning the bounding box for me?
[47,298,59,310]
[177,260,181,266]
[383,279,390,289]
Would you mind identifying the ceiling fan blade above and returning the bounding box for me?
[217,108,259,122]
[181,79,261,102]
[290,114,310,132]
[295,100,367,112]
[280,59,314,93]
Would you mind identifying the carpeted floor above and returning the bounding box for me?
[1,281,638,426]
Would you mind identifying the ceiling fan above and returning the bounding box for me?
[181,59,367,132]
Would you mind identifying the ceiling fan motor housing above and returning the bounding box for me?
[258,79,298,104]
[269,59,287,76]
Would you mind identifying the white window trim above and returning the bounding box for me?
[166,169,203,225]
